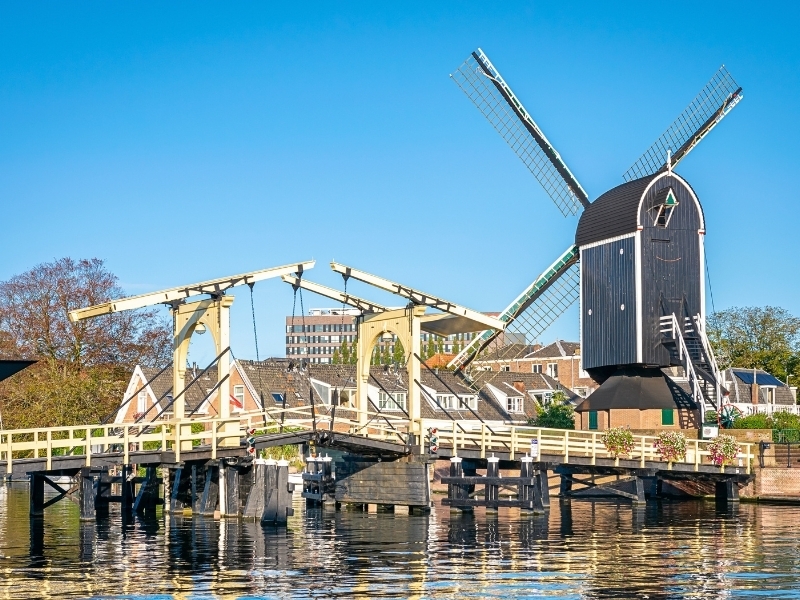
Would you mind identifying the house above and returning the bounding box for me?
[118,359,581,428]
[720,368,797,408]
[573,367,700,431]
[471,340,600,398]
[115,361,264,423]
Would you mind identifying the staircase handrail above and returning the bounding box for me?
[659,314,707,420]
[692,314,724,403]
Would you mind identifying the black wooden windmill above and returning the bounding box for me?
[449,48,743,421]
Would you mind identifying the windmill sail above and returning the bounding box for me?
[449,245,580,374]
[623,66,743,181]
[451,48,589,217]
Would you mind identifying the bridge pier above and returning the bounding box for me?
[79,467,96,522]
[133,466,160,515]
[29,473,45,518]
[198,463,219,516]
[715,478,740,505]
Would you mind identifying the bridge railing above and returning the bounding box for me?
[0,404,414,474]
[418,420,755,474]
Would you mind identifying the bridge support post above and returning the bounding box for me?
[198,463,219,516]
[559,474,572,497]
[120,464,135,516]
[96,471,111,518]
[537,469,551,508]
[79,467,96,522]
[243,459,267,520]
[133,466,159,515]
[262,459,295,525]
[447,457,471,513]
[715,479,739,505]
[29,473,45,518]
[633,476,646,505]
[220,460,240,517]
[485,456,500,512]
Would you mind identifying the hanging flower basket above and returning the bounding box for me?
[708,434,740,466]
[653,431,687,463]
[602,427,635,458]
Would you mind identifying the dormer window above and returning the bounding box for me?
[655,188,679,228]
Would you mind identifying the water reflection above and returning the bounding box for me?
[0,483,799,598]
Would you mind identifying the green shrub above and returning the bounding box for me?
[771,412,800,431]
[704,410,718,424]
[529,404,576,430]
[732,413,772,430]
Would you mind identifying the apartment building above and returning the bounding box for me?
[286,307,478,364]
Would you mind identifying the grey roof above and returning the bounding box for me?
[139,366,219,416]
[522,340,580,359]
[722,368,795,406]
[575,367,697,411]
[575,175,656,247]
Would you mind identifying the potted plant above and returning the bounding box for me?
[708,434,740,466]
[602,427,635,458]
[653,431,687,463]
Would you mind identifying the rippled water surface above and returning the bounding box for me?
[1,483,800,598]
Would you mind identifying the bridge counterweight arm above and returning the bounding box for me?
[68,260,316,322]
[280,275,388,314]
[330,262,505,332]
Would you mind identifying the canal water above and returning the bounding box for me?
[1,484,799,599]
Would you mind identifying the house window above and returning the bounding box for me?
[459,395,477,411]
[547,363,558,379]
[589,410,598,430]
[764,387,776,404]
[507,397,523,413]
[532,364,542,374]
[379,392,407,411]
[137,390,148,414]
[575,387,588,398]
[436,394,456,409]
[271,393,285,404]
[501,365,510,372]
[231,385,245,411]
[661,408,674,426]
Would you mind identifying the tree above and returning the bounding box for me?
[452,340,460,355]
[0,257,170,368]
[0,257,171,428]
[393,339,405,364]
[348,338,358,365]
[707,306,800,382]
[381,344,390,365]
[340,340,350,364]
[426,336,436,359]
[332,348,341,365]
[436,337,444,355]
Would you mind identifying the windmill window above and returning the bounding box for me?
[588,410,598,430]
[620,304,625,311]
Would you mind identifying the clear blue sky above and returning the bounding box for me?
[1,2,798,363]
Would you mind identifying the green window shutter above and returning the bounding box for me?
[662,408,674,426]
[589,410,598,430]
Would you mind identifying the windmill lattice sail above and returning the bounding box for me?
[623,66,743,181]
[450,246,580,377]
[451,48,589,217]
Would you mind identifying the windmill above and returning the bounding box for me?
[448,48,743,419]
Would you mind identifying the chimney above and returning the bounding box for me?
[751,382,760,405]
[512,381,525,394]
